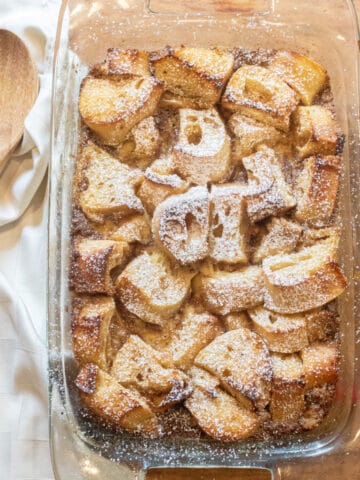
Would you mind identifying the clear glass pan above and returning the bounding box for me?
[48,1,360,478]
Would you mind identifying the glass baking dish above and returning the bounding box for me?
[48,0,360,478]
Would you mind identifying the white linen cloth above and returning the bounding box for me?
[0,1,59,478]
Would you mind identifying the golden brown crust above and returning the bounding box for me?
[248,307,309,354]
[71,296,117,369]
[295,155,341,227]
[79,76,164,145]
[268,51,328,106]
[194,328,273,410]
[185,366,260,441]
[293,106,342,158]
[151,47,234,107]
[110,335,192,411]
[162,305,223,370]
[301,341,339,388]
[75,363,160,435]
[270,353,305,424]
[193,266,265,316]
[71,238,130,295]
[78,143,144,224]
[222,65,299,131]
[91,48,151,78]
[115,249,194,326]
[263,239,347,314]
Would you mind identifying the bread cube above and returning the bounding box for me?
[137,155,189,214]
[248,307,308,353]
[110,215,152,245]
[75,363,159,434]
[72,296,117,369]
[111,335,191,411]
[79,75,163,145]
[293,106,342,158]
[305,308,337,343]
[253,217,303,263]
[223,312,252,331]
[92,48,150,78]
[172,108,231,185]
[269,51,328,105]
[222,65,299,131]
[270,353,305,423]
[116,249,194,326]
[295,155,341,227]
[193,265,265,316]
[209,183,249,265]
[242,146,297,223]
[228,113,283,162]
[115,116,161,169]
[79,143,144,224]
[185,367,259,441]
[72,238,130,295]
[151,47,234,107]
[195,328,272,410]
[152,186,209,265]
[163,305,223,370]
[301,341,338,388]
[263,239,347,314]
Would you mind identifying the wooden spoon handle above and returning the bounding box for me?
[0,29,39,170]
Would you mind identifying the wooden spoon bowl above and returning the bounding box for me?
[0,29,39,171]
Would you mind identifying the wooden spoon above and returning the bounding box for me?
[0,29,38,171]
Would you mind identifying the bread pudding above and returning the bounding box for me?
[71,46,346,441]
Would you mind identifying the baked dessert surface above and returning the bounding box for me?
[71,46,347,441]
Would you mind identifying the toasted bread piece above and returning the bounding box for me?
[111,335,191,411]
[263,239,347,314]
[125,314,179,361]
[79,76,164,145]
[72,238,130,295]
[248,307,308,353]
[305,308,337,343]
[228,113,284,162]
[222,65,299,131]
[109,215,152,245]
[223,312,252,331]
[152,186,209,265]
[268,51,328,105]
[270,353,305,423]
[75,363,159,434]
[92,48,150,78]
[193,265,265,316]
[209,183,249,265]
[79,143,144,223]
[295,155,341,227]
[195,328,272,410]
[162,305,223,370]
[172,108,231,185]
[301,341,338,388]
[253,217,303,263]
[185,366,260,441]
[115,116,161,169]
[72,296,118,369]
[116,249,194,326]
[151,47,234,107]
[293,106,342,158]
[242,146,297,223]
[137,155,189,214]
